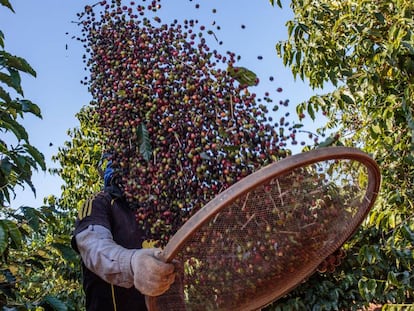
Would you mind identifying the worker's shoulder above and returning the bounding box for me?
[91,190,128,209]
[80,191,112,210]
[77,191,115,220]
[90,190,112,204]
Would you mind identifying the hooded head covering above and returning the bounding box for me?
[103,160,114,188]
[102,159,124,199]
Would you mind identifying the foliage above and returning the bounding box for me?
[0,2,80,310]
[0,7,44,206]
[269,0,414,309]
[1,105,104,311]
[48,105,106,310]
[51,106,103,213]
[1,201,83,311]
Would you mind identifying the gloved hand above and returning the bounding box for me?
[131,248,176,297]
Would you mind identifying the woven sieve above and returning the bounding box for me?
[146,147,381,311]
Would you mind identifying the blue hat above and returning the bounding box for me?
[103,160,114,187]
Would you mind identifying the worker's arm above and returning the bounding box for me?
[75,224,175,296]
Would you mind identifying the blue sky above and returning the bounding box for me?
[1,0,325,208]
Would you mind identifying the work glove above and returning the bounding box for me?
[131,248,176,297]
[145,258,186,310]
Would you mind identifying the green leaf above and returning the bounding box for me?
[0,157,12,178]
[317,134,338,148]
[269,0,282,8]
[0,0,14,12]
[22,174,37,197]
[400,225,414,243]
[298,23,309,33]
[23,143,46,170]
[362,245,378,264]
[0,188,11,205]
[340,91,355,104]
[388,213,396,228]
[137,123,152,162]
[51,242,78,263]
[0,30,4,48]
[1,220,22,250]
[21,206,41,232]
[374,12,385,24]
[385,118,393,132]
[296,103,304,116]
[358,278,376,301]
[0,70,23,96]
[18,99,42,118]
[387,271,399,286]
[222,145,240,153]
[1,114,29,141]
[307,102,315,120]
[367,279,377,293]
[40,205,59,224]
[371,124,381,134]
[41,295,68,311]
[276,0,282,9]
[0,86,11,102]
[401,41,414,55]
[0,51,36,77]
[0,222,7,255]
[227,66,258,86]
[117,89,127,97]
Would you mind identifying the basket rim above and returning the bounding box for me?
[146,146,381,311]
[163,146,380,261]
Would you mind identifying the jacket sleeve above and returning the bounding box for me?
[75,224,137,288]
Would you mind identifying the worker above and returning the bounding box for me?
[71,159,176,310]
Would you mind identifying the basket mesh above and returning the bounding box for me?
[153,159,374,311]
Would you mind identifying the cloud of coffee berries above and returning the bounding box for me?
[77,0,300,244]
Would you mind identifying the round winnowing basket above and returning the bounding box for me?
[146,147,381,311]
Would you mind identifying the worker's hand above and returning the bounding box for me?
[131,248,175,297]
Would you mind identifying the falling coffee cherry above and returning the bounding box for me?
[78,0,295,244]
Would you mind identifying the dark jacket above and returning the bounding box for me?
[72,191,147,311]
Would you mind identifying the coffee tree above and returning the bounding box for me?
[51,106,103,219]
[0,0,44,307]
[0,2,44,208]
[268,0,414,309]
[48,106,105,310]
[1,2,78,310]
